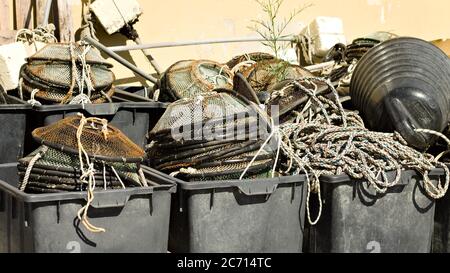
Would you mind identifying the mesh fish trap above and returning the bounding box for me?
[20,43,116,104]
[18,146,142,193]
[226,52,275,71]
[345,38,380,62]
[147,91,277,181]
[32,115,145,163]
[19,114,148,232]
[149,92,258,139]
[241,59,313,93]
[159,60,233,101]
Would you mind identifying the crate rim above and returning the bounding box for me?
[0,163,176,204]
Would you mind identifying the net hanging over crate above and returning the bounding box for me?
[159,60,233,102]
[147,91,278,181]
[18,114,147,232]
[19,43,116,105]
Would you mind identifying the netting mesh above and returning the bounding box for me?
[18,146,142,193]
[160,60,233,101]
[147,91,276,181]
[345,38,380,62]
[23,61,114,89]
[20,43,115,104]
[225,52,275,71]
[29,43,112,66]
[150,92,251,138]
[241,59,312,93]
[32,115,145,162]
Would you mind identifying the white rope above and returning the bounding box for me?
[76,113,109,233]
[15,24,57,44]
[110,166,126,189]
[20,146,49,192]
[231,60,256,74]
[69,94,91,105]
[239,117,276,180]
[138,167,148,187]
[27,89,42,106]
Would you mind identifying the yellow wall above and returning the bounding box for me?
[70,0,450,86]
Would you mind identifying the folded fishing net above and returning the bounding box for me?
[146,91,277,181]
[19,43,115,105]
[18,114,147,232]
[159,60,233,102]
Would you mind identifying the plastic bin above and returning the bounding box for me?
[306,168,443,253]
[168,174,307,253]
[432,163,450,253]
[0,96,32,164]
[0,163,176,253]
[433,192,450,252]
[25,101,167,154]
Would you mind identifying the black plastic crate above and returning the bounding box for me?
[0,163,176,253]
[168,175,307,253]
[306,168,443,253]
[0,96,32,164]
[432,163,450,253]
[433,192,450,252]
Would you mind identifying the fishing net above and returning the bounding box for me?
[240,59,312,94]
[147,91,277,181]
[345,38,380,62]
[19,114,147,233]
[19,42,115,104]
[270,77,450,225]
[226,52,275,72]
[32,115,145,162]
[159,60,233,102]
[149,92,256,138]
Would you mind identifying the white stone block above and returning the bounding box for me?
[0,42,28,91]
[90,0,143,35]
[0,41,48,91]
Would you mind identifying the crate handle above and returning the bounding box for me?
[237,181,279,196]
[83,103,120,116]
[87,192,132,209]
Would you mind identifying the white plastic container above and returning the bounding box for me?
[300,17,347,59]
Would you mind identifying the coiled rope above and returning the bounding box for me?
[271,77,449,225]
[15,24,57,45]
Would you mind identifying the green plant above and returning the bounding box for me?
[249,0,311,58]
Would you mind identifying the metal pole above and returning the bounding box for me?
[108,36,298,52]
[84,36,158,84]
[134,36,163,76]
[43,0,53,25]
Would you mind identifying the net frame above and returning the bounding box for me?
[161,59,233,100]
[32,115,145,163]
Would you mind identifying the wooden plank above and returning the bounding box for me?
[36,0,47,26]
[56,0,73,42]
[0,0,10,30]
[0,30,18,45]
[15,0,33,29]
